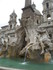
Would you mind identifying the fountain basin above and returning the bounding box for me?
[0,58,53,70]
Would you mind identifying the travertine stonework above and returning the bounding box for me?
[0,0,53,61]
[18,0,53,61]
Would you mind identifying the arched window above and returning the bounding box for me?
[47,14,51,22]
[46,3,49,9]
[10,25,12,29]
[48,21,50,24]
[47,14,51,18]
[37,20,38,24]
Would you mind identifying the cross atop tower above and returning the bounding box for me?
[25,0,32,7]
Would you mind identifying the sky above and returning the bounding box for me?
[0,0,43,28]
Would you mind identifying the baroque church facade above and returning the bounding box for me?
[0,11,18,45]
[0,0,53,46]
[40,0,53,42]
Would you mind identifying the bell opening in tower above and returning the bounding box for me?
[47,14,51,20]
[46,2,49,9]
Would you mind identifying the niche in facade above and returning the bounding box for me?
[37,20,39,24]
[49,34,52,39]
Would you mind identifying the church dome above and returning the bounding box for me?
[32,3,41,15]
[34,9,41,15]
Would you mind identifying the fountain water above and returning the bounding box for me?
[24,48,28,62]
[40,41,45,54]
[21,48,28,65]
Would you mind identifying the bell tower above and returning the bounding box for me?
[42,0,53,23]
[8,10,17,29]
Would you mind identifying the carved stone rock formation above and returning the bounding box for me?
[19,18,52,61]
[0,15,52,62]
